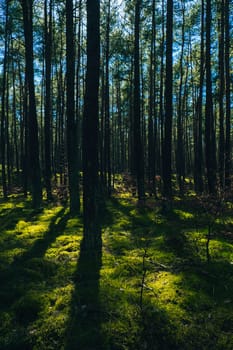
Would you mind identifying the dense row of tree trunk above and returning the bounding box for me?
[0,0,232,240]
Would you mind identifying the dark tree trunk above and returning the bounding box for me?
[66,0,80,214]
[148,0,156,197]
[1,1,9,198]
[218,0,225,188]
[75,0,82,195]
[159,0,165,160]
[129,60,135,175]
[116,73,125,172]
[205,0,217,194]
[225,0,231,189]
[12,58,20,183]
[162,0,173,198]
[104,0,111,195]
[176,0,185,195]
[22,82,29,197]
[55,47,66,187]
[83,0,101,249]
[6,68,11,190]
[194,0,204,194]
[133,0,145,200]
[21,0,42,208]
[44,0,53,200]
[100,67,105,184]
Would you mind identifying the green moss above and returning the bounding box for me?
[173,209,194,220]
[0,194,233,349]
[13,291,47,324]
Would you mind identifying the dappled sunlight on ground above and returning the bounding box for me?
[0,195,233,349]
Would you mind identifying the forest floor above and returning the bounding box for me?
[0,188,233,349]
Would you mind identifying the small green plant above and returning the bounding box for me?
[197,192,226,262]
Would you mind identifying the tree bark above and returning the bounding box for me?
[148,0,156,197]
[1,1,9,198]
[44,0,53,200]
[104,0,111,195]
[21,0,42,208]
[225,0,231,189]
[133,0,145,200]
[83,0,101,249]
[162,0,173,198]
[205,0,217,194]
[176,0,185,195]
[66,0,80,214]
[218,0,225,188]
[194,0,204,194]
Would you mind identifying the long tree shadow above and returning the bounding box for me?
[15,206,69,262]
[0,204,73,350]
[0,207,70,310]
[65,236,103,350]
[0,197,46,232]
[110,197,203,258]
[99,198,182,349]
[104,197,233,348]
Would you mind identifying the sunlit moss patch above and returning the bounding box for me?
[0,194,233,349]
[173,209,194,220]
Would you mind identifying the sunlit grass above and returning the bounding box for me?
[173,209,194,220]
[0,194,233,349]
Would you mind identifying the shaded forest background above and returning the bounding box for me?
[0,0,232,212]
[1,1,233,349]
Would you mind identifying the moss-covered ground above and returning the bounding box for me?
[0,193,233,349]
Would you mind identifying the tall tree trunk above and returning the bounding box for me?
[116,72,124,172]
[44,0,53,200]
[66,0,80,214]
[1,1,9,198]
[22,80,29,197]
[100,66,105,184]
[205,0,217,194]
[55,44,66,187]
[218,0,225,188]
[75,0,82,196]
[162,0,173,197]
[148,0,156,196]
[133,0,145,200]
[194,0,204,194]
[176,0,185,194]
[104,0,111,195]
[6,67,11,190]
[21,0,42,208]
[83,0,101,249]
[224,0,231,189]
[129,60,135,175]
[160,0,165,163]
[12,59,20,183]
